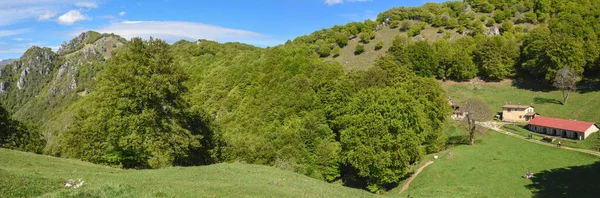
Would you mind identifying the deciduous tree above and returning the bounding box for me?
[462,98,492,145]
[59,38,206,168]
[553,66,578,105]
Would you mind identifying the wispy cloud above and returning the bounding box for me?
[38,11,57,21]
[13,38,32,41]
[58,10,89,25]
[76,1,98,8]
[325,0,343,5]
[326,0,371,6]
[92,21,283,46]
[0,29,32,37]
[0,49,27,54]
[119,11,126,17]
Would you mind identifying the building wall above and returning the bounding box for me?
[528,124,593,140]
[584,125,600,139]
[503,107,533,122]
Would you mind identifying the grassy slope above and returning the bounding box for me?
[0,149,376,198]
[396,130,600,198]
[330,25,462,72]
[443,80,600,124]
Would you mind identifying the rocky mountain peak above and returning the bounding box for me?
[58,31,93,54]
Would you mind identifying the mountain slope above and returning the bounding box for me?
[0,31,126,153]
[0,148,377,198]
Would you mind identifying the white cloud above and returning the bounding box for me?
[75,1,98,8]
[0,1,97,26]
[119,11,126,17]
[0,29,32,37]
[326,0,370,6]
[93,21,281,46]
[58,10,89,25]
[325,0,343,5]
[13,38,32,41]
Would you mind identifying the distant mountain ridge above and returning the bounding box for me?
[0,58,17,69]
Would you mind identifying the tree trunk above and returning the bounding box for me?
[469,120,476,145]
[562,90,570,105]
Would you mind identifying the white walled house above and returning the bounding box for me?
[502,104,536,122]
[527,116,599,140]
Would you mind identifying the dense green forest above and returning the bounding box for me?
[1,0,600,192]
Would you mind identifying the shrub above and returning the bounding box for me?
[445,18,458,29]
[444,31,452,39]
[493,10,506,23]
[354,44,365,55]
[317,43,331,57]
[486,19,495,27]
[501,20,514,33]
[390,20,400,29]
[332,46,341,57]
[375,41,384,50]
[515,25,524,33]
[400,20,412,31]
[479,16,487,22]
[360,31,376,43]
[437,28,444,34]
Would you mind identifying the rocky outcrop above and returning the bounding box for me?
[485,27,501,36]
[0,81,8,93]
[58,31,91,55]
[12,47,57,90]
[17,67,29,89]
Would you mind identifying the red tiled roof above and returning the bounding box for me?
[528,116,596,133]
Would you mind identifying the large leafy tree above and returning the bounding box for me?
[407,41,438,77]
[336,59,448,191]
[473,36,519,80]
[59,38,206,168]
[337,87,427,192]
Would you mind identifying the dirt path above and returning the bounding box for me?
[398,161,434,194]
[479,121,600,157]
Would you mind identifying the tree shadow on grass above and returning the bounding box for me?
[533,97,562,105]
[340,165,406,193]
[577,77,600,94]
[511,78,555,92]
[446,135,471,147]
[526,162,600,198]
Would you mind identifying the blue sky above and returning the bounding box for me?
[0,0,444,59]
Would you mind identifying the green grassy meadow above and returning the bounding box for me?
[2,122,599,198]
[0,148,376,198]
[396,129,600,198]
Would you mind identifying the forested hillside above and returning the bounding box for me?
[1,0,600,193]
[301,0,600,82]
